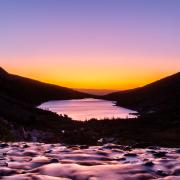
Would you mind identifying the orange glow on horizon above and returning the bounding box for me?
[1,0,180,91]
[2,58,179,90]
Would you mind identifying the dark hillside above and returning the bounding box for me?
[0,67,92,106]
[104,72,180,114]
[0,67,179,146]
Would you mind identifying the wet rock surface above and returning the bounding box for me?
[0,142,179,180]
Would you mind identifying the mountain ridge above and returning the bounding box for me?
[104,72,180,114]
[0,67,179,145]
[0,67,93,106]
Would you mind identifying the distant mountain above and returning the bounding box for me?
[75,88,118,95]
[104,72,180,114]
[0,67,92,106]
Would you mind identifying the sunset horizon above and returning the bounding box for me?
[1,0,180,90]
[1,65,179,91]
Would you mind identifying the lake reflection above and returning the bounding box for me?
[38,98,137,121]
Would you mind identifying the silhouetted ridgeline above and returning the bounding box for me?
[104,72,180,115]
[0,67,180,146]
[0,67,93,106]
[0,67,91,141]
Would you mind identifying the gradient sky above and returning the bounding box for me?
[0,0,180,90]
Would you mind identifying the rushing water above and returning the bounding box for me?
[38,98,137,121]
[1,142,179,179]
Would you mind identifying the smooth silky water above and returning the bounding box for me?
[38,98,137,121]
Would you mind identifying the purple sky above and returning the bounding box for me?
[0,0,180,89]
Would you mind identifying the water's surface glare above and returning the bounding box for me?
[38,98,137,121]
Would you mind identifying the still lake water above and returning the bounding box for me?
[38,98,137,121]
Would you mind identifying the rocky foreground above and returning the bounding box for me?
[0,142,180,180]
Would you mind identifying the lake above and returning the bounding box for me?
[38,98,137,121]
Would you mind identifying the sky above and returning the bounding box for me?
[0,0,180,90]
